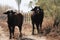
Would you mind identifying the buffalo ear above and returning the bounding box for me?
[3,12,7,14]
[31,7,36,11]
[40,9,43,12]
[31,8,35,11]
[3,11,10,14]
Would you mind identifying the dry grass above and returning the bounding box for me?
[0,18,60,40]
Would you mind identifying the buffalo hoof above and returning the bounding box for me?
[32,33,35,35]
[9,37,12,39]
[19,34,22,37]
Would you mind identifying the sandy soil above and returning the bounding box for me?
[0,19,60,40]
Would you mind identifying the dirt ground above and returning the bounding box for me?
[0,18,60,40]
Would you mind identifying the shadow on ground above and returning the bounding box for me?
[21,38,34,40]
[17,37,35,40]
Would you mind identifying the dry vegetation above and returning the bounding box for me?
[0,0,60,40]
[0,17,60,40]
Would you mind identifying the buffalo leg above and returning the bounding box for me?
[8,25,12,39]
[18,25,22,37]
[12,26,15,38]
[32,23,35,35]
[36,24,39,34]
[40,22,43,34]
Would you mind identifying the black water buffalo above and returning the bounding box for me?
[31,6,44,35]
[3,10,24,39]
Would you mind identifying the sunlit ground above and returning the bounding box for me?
[0,18,60,40]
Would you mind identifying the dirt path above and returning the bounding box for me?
[0,26,9,40]
[0,25,57,40]
[19,35,47,40]
[0,26,47,40]
[0,21,60,40]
